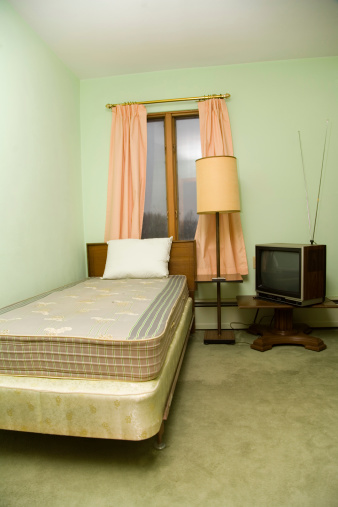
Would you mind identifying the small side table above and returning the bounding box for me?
[236,296,336,352]
[196,274,243,344]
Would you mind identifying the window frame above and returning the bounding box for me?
[147,109,199,240]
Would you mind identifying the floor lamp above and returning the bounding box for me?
[196,155,241,344]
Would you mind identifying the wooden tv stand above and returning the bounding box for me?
[236,296,337,352]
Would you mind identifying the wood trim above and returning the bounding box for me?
[164,112,177,238]
[147,109,198,119]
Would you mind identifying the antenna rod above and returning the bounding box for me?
[311,120,329,245]
[298,130,312,242]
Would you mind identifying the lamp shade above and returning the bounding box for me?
[196,155,240,214]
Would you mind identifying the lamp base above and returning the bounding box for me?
[204,329,235,345]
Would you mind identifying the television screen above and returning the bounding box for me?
[260,250,300,295]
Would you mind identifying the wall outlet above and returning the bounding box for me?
[253,256,256,269]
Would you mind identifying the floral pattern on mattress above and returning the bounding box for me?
[0,298,193,440]
[0,276,188,381]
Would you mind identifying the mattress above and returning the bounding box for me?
[0,297,193,440]
[0,276,188,382]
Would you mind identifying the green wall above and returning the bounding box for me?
[80,57,338,301]
[1,0,337,327]
[0,1,85,308]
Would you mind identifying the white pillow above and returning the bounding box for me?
[102,237,173,279]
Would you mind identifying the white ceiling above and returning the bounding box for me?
[7,0,338,79]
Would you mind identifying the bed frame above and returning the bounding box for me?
[0,241,196,450]
[86,240,196,448]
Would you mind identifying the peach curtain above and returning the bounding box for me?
[104,104,147,241]
[195,99,248,275]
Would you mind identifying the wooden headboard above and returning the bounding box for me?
[86,240,196,297]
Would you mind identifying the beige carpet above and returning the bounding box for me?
[1,329,338,507]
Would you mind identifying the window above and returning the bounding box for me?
[142,120,168,238]
[142,111,201,240]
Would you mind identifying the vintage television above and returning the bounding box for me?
[255,243,326,306]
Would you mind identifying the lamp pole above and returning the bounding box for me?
[216,212,222,336]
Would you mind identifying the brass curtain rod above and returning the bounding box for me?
[105,93,230,109]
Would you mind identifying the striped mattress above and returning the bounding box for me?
[0,276,188,382]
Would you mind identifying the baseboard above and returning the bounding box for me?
[195,306,338,330]
[194,322,338,330]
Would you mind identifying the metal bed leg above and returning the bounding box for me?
[153,421,166,450]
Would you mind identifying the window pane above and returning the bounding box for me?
[142,120,168,239]
[176,117,201,240]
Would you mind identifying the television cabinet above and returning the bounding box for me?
[236,296,337,352]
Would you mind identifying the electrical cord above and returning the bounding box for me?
[229,321,256,345]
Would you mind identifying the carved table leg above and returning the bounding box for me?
[249,308,326,352]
